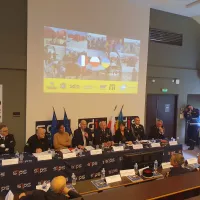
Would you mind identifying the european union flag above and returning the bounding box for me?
[64,108,72,135]
[51,108,57,145]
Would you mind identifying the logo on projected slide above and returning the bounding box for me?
[69,84,80,89]
[1,186,9,192]
[13,170,27,176]
[84,85,93,89]
[47,82,56,89]
[109,84,115,90]
[120,85,127,90]
[60,83,66,89]
[100,85,107,89]
[17,183,31,189]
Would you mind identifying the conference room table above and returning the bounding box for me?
[0,144,182,196]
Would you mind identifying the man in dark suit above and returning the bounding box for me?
[148,119,165,139]
[24,128,50,153]
[0,124,16,154]
[93,121,113,146]
[72,120,92,149]
[131,117,145,140]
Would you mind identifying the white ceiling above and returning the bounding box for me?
[132,0,200,17]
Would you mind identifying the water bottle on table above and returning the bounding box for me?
[15,151,19,158]
[71,173,76,185]
[154,160,158,172]
[101,168,105,180]
[19,153,24,163]
[134,163,138,175]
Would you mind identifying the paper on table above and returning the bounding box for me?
[169,141,178,146]
[2,158,19,166]
[132,144,143,149]
[60,149,71,154]
[36,183,50,192]
[5,190,14,200]
[90,149,102,155]
[187,158,198,165]
[85,146,95,151]
[139,166,149,176]
[120,169,135,177]
[32,151,49,157]
[162,162,173,169]
[112,146,124,152]
[105,175,121,184]
[63,152,76,159]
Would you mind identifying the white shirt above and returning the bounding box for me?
[81,130,86,146]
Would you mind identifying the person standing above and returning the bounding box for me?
[0,124,16,154]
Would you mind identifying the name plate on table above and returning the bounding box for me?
[63,152,76,159]
[112,146,124,152]
[37,154,52,161]
[60,149,71,154]
[187,158,197,165]
[2,158,19,166]
[120,169,135,177]
[169,141,178,146]
[139,166,149,176]
[162,162,173,169]
[85,146,95,151]
[90,149,102,155]
[151,143,161,148]
[105,175,121,184]
[132,144,143,150]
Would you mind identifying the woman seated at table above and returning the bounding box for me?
[53,124,71,150]
[167,153,190,177]
[114,122,133,144]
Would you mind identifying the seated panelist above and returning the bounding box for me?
[53,124,71,150]
[132,117,145,140]
[93,121,113,146]
[148,119,165,140]
[114,123,133,144]
[72,120,92,149]
[19,175,81,200]
[0,124,16,154]
[24,128,50,153]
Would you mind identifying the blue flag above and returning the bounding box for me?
[63,108,72,135]
[51,108,57,145]
[116,105,124,130]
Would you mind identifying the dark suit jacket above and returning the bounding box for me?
[148,125,165,140]
[168,167,190,177]
[114,129,132,143]
[0,134,16,154]
[72,128,92,147]
[132,124,145,140]
[93,128,112,145]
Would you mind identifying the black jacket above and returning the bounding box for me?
[168,167,190,177]
[72,128,92,147]
[93,128,112,145]
[24,134,50,153]
[114,129,132,143]
[20,189,81,200]
[0,134,16,154]
[184,108,199,123]
[132,124,145,140]
[148,125,165,140]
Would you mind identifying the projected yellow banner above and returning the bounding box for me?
[44,78,138,94]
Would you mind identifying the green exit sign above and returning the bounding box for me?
[162,88,168,93]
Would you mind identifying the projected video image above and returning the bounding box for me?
[43,26,140,94]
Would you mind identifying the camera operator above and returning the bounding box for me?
[184,105,199,150]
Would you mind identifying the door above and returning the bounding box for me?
[146,95,177,139]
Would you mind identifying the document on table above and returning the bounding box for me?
[91,179,110,190]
